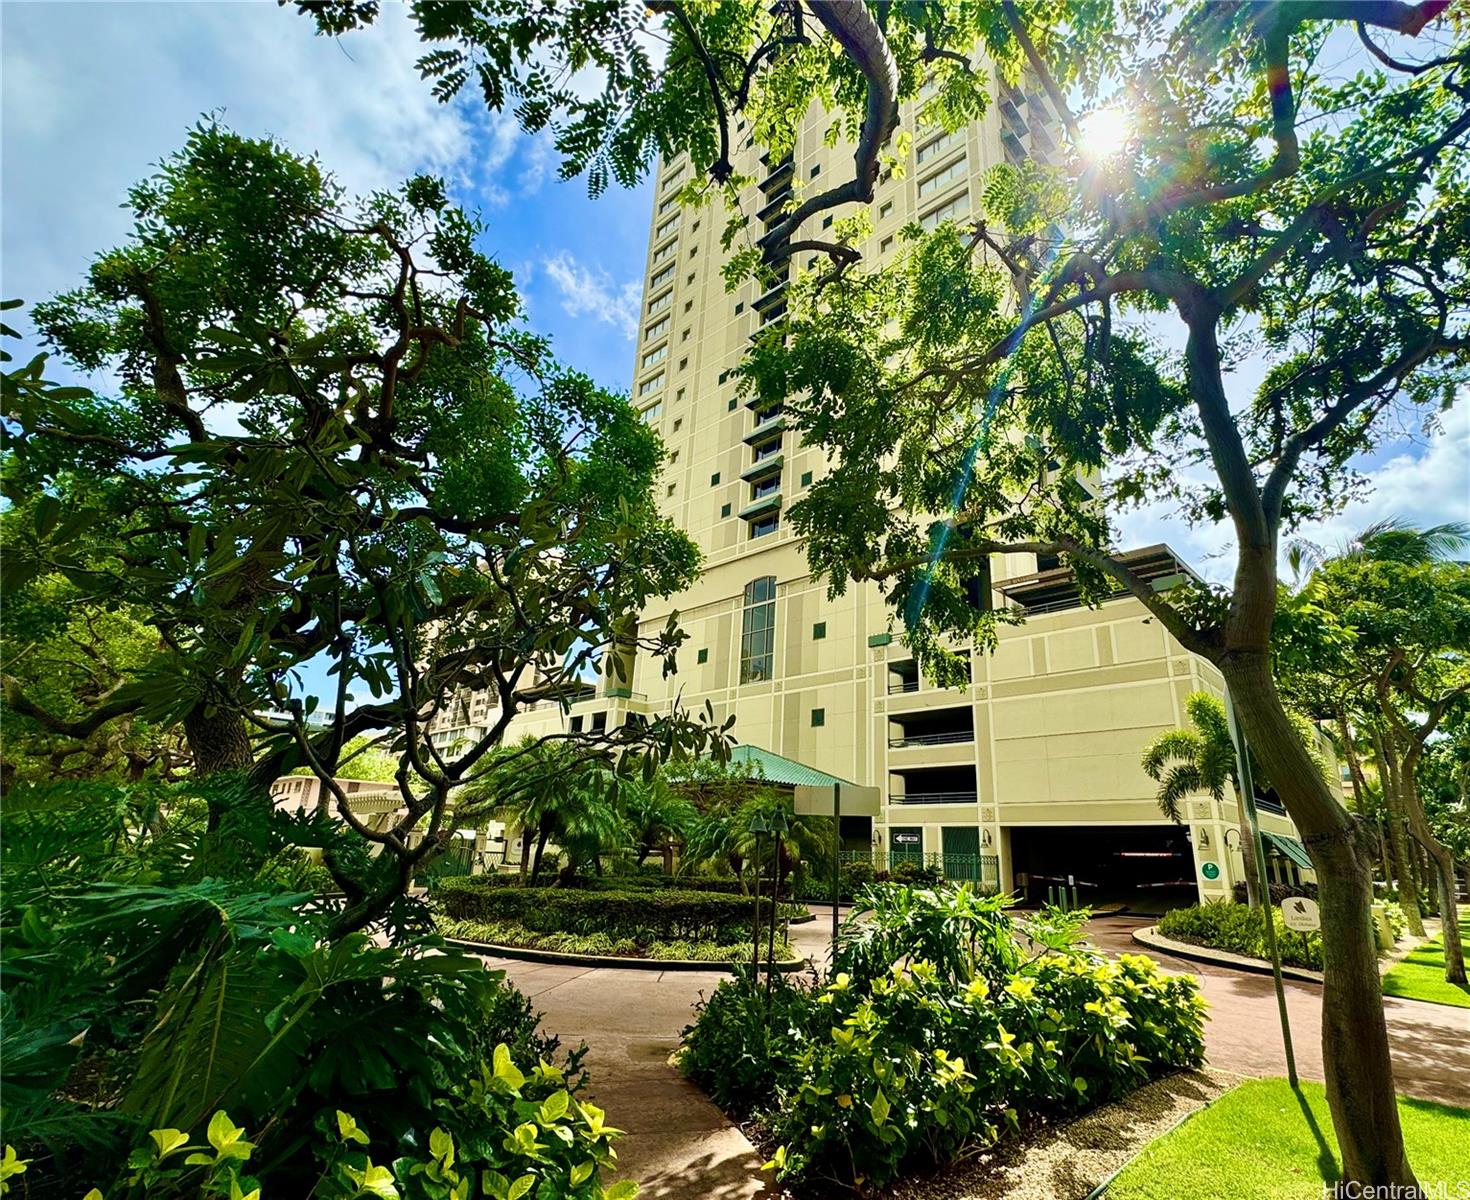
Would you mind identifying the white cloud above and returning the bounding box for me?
[1114,400,1470,584]
[0,2,542,338]
[542,251,641,340]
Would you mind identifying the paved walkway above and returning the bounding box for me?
[476,910,1470,1200]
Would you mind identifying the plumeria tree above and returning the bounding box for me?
[2,124,721,932]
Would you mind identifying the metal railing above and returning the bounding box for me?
[840,849,1000,889]
[887,679,921,694]
[889,791,979,805]
[888,730,975,748]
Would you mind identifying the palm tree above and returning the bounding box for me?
[458,739,620,884]
[1143,692,1264,908]
[617,776,696,868]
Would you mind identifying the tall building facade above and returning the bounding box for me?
[441,79,1316,903]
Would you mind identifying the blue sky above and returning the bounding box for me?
[2,1,651,392]
[3,1,1466,652]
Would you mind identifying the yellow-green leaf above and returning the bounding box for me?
[148,1128,190,1160]
[570,1160,595,1185]
[870,1088,890,1126]
[507,1173,535,1200]
[336,1111,370,1146]
[493,1043,526,1090]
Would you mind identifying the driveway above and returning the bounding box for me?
[473,909,1470,1200]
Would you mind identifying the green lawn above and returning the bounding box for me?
[1106,1079,1470,1200]
[1381,917,1470,1008]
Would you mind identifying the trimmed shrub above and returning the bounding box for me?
[434,877,799,943]
[1159,900,1322,970]
[1231,879,1318,906]
[439,917,793,963]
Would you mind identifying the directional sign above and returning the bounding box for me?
[1200,861,1220,881]
[1282,897,1321,932]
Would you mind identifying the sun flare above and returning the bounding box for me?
[1077,107,1132,160]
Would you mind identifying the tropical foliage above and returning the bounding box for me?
[307,3,1469,1181]
[679,886,1206,1193]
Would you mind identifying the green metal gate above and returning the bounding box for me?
[941,826,982,881]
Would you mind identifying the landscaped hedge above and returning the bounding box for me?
[1159,900,1322,970]
[434,877,799,943]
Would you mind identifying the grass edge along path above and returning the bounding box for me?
[1104,1078,1470,1200]
[1381,917,1470,1009]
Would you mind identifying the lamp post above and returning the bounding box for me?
[766,808,790,999]
[749,812,770,978]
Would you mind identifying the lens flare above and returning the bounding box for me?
[1078,107,1131,160]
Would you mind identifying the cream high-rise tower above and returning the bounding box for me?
[439,81,1320,904]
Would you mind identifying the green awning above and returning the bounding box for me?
[725,744,859,790]
[1263,831,1313,871]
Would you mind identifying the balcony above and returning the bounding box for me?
[889,729,974,748]
[758,156,794,194]
[757,187,793,226]
[752,279,789,313]
[743,414,788,444]
[738,493,782,522]
[889,791,979,806]
[741,454,783,483]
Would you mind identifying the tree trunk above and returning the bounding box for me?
[1372,729,1425,938]
[1222,653,1416,1190]
[1399,738,1466,985]
[183,703,254,776]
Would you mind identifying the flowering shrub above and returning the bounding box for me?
[680,886,1206,1193]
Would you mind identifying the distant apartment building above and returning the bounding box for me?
[430,75,1315,904]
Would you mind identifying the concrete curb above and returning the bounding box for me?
[445,936,810,973]
[1132,925,1324,984]
[1081,1077,1235,1199]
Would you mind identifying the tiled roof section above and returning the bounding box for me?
[726,744,856,790]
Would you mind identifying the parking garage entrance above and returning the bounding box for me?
[1007,824,1196,909]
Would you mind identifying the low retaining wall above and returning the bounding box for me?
[445,936,810,973]
[1132,925,1324,984]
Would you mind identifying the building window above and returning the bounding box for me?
[881,235,894,253]
[640,400,662,422]
[655,213,680,239]
[682,328,691,341]
[751,514,780,538]
[652,240,677,264]
[735,302,744,314]
[651,263,675,288]
[916,128,963,166]
[719,370,729,384]
[684,300,693,312]
[673,418,682,431]
[641,344,668,369]
[810,163,821,177]
[648,289,673,315]
[822,214,833,229]
[728,397,738,411]
[813,622,826,640]
[752,475,779,499]
[686,273,695,285]
[880,200,893,219]
[721,503,732,517]
[666,483,676,496]
[919,191,971,230]
[917,154,968,199]
[679,357,688,371]
[811,708,825,727]
[711,472,721,485]
[697,648,708,664]
[800,470,813,487]
[644,315,670,341]
[740,576,776,683]
[638,373,664,397]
